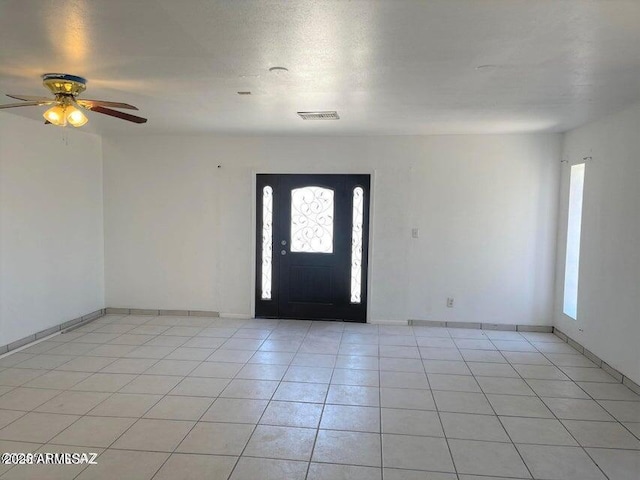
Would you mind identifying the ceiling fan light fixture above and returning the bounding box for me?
[2,73,147,126]
[43,105,67,126]
[66,106,88,127]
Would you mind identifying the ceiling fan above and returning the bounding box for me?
[0,73,147,127]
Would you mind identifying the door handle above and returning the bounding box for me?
[281,250,287,255]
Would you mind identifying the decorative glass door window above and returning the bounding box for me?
[351,187,364,303]
[261,186,273,300]
[290,186,334,253]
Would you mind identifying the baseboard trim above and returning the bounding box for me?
[105,307,220,317]
[369,319,410,326]
[220,313,252,319]
[0,308,105,355]
[408,319,553,333]
[552,327,639,393]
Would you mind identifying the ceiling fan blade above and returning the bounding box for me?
[88,105,147,124]
[77,99,139,110]
[0,101,54,109]
[6,94,54,103]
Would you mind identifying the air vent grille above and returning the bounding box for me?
[297,111,340,120]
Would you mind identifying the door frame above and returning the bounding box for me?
[250,170,376,323]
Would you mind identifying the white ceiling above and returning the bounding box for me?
[1,0,639,136]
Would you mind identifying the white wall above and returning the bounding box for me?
[0,114,104,346]
[555,102,640,384]
[104,134,561,325]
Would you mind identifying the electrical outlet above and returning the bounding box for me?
[447,298,454,308]
[411,228,419,239]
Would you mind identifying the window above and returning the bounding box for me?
[351,187,364,303]
[290,186,334,253]
[563,163,585,319]
[261,186,273,300]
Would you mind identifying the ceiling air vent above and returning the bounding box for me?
[297,111,340,120]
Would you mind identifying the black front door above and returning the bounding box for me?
[256,174,370,322]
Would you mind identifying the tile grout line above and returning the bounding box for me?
[161,318,287,480]
[531,340,640,444]
[529,338,639,476]
[68,315,236,479]
[0,319,637,479]
[481,333,620,479]
[4,317,314,479]
[64,315,253,479]
[310,324,345,477]
[226,319,312,480]
[2,339,636,404]
[52,319,196,466]
[300,322,328,480]
[488,335,613,480]
[449,331,536,480]
[431,385,459,478]
[407,326,459,479]
[145,317,282,478]
[0,318,140,479]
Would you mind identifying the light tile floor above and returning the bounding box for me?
[0,315,638,479]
